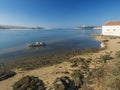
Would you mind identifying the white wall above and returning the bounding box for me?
[102,26,120,36]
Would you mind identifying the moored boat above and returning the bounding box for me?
[27,42,46,47]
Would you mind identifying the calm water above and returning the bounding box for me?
[0,29,101,61]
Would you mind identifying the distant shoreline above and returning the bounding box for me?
[0,25,45,30]
[0,28,45,30]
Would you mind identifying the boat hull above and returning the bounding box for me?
[27,42,46,47]
[28,44,45,47]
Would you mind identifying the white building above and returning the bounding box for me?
[102,21,120,36]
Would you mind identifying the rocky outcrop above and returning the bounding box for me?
[53,76,75,90]
[71,70,84,89]
[0,71,16,81]
[13,75,45,90]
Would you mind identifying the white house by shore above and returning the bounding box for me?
[102,21,120,36]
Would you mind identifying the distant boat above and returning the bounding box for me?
[27,41,46,47]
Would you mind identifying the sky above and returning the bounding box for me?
[0,0,120,28]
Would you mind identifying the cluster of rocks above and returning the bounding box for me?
[13,76,46,90]
[0,71,16,81]
[13,73,85,90]
[48,74,84,90]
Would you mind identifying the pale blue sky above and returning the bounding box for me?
[0,0,120,28]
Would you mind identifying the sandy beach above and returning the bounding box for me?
[0,35,120,90]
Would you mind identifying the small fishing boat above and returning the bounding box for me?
[27,42,46,47]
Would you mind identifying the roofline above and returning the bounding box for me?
[103,21,120,26]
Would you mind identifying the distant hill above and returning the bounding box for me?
[0,25,44,30]
[75,26,102,30]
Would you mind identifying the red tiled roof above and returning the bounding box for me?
[104,21,120,26]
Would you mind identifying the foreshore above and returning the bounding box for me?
[0,34,120,90]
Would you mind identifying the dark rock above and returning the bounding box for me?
[102,39,109,42]
[53,76,75,90]
[13,75,45,90]
[0,71,16,81]
[71,62,78,67]
[55,71,69,75]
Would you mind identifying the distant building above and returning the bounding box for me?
[102,21,120,36]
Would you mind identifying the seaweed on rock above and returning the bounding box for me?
[13,75,46,90]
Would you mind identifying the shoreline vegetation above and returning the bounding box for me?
[0,34,120,90]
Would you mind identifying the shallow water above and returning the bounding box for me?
[0,29,101,61]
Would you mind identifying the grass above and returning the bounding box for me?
[116,51,120,58]
[105,51,120,90]
[105,61,120,90]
